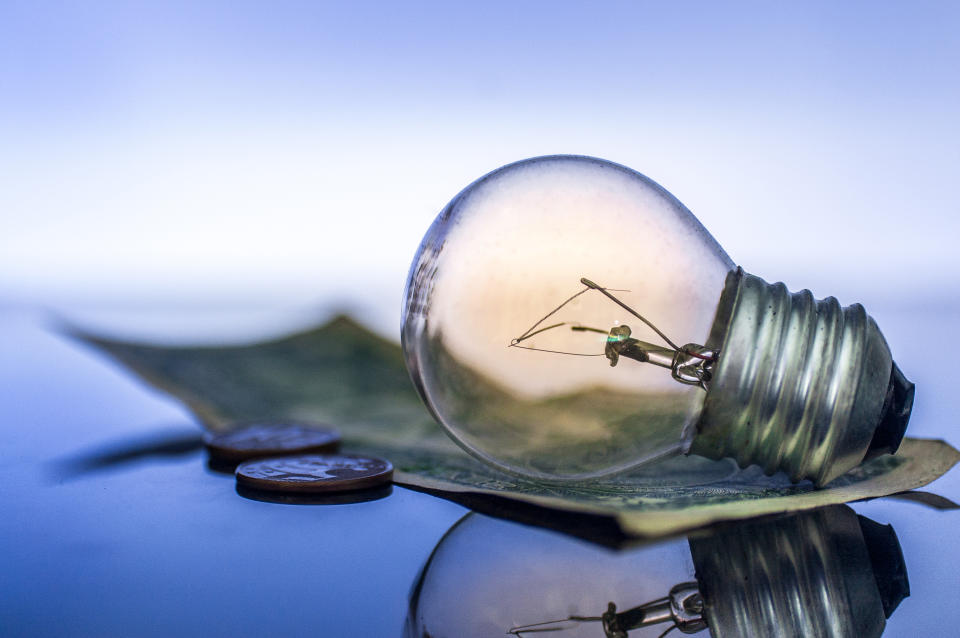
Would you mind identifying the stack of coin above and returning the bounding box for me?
[205,421,394,497]
[235,454,394,494]
[204,422,341,465]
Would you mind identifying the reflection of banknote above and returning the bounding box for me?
[73,315,960,537]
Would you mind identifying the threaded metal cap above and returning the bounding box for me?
[690,269,911,486]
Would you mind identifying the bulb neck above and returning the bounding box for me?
[690,269,913,486]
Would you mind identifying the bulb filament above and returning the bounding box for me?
[509,278,717,390]
[507,582,706,637]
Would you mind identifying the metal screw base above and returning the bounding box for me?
[690,269,909,486]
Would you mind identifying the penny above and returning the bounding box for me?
[235,454,394,493]
[204,423,341,463]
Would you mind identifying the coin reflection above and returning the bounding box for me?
[235,483,392,505]
[405,504,908,637]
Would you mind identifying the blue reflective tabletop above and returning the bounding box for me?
[1,308,957,637]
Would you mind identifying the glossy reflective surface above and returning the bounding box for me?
[408,505,907,637]
[1,309,957,637]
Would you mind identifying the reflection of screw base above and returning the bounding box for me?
[690,269,910,486]
[689,505,903,637]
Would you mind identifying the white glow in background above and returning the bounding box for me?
[1,2,957,340]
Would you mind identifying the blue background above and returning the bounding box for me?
[1,2,958,335]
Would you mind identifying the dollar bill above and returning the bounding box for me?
[72,315,960,538]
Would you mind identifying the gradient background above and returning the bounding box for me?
[1,5,958,636]
[2,1,957,337]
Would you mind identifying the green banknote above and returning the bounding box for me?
[72,315,960,538]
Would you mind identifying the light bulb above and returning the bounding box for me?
[405,506,908,637]
[402,155,913,485]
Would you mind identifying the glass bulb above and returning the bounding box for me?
[402,155,912,484]
[402,156,733,481]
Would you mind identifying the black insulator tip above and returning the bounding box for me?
[857,515,910,618]
[865,362,914,461]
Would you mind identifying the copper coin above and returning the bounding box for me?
[235,454,393,493]
[204,423,341,463]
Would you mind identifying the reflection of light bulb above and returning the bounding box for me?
[402,155,914,485]
[405,506,909,638]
